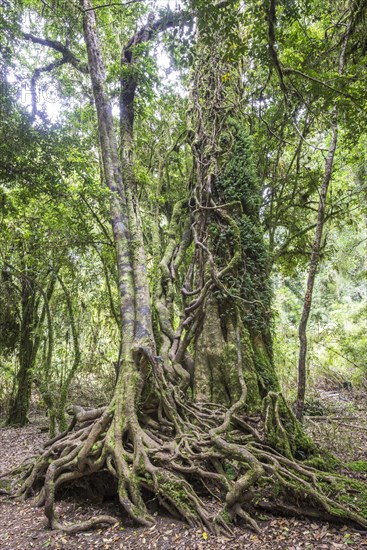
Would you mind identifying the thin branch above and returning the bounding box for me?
[79,194,114,247]
[31,58,66,118]
[123,9,192,53]
[258,113,294,146]
[271,211,336,263]
[266,0,288,97]
[81,0,143,11]
[320,344,364,371]
[282,67,360,104]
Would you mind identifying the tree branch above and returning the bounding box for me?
[31,58,66,118]
[282,66,359,103]
[81,0,143,11]
[123,9,192,54]
[120,8,192,153]
[23,33,89,74]
[265,0,288,97]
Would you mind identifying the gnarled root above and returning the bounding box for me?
[12,354,367,534]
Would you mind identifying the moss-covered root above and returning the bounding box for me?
[346,460,367,473]
[9,365,367,536]
[263,391,314,459]
[13,417,367,535]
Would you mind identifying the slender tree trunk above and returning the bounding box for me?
[81,0,137,363]
[55,276,81,432]
[296,21,352,420]
[7,276,37,426]
[119,22,154,346]
[30,272,59,435]
[295,121,338,420]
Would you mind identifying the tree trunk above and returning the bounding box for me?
[7,276,37,426]
[296,20,352,420]
[188,32,278,411]
[54,276,81,433]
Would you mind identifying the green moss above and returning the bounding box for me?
[253,335,279,396]
[0,478,11,491]
[302,456,333,472]
[293,426,315,460]
[302,449,340,472]
[91,442,102,455]
[263,392,314,459]
[194,122,281,408]
[263,470,367,522]
[346,460,367,473]
[318,476,367,519]
[224,463,237,481]
[156,473,196,515]
[215,122,272,335]
[219,506,231,524]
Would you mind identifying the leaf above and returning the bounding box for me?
[202,531,208,540]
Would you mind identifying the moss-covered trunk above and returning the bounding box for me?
[194,298,276,412]
[189,30,278,411]
[7,276,37,426]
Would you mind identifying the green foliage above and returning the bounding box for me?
[302,396,328,417]
[0,271,20,353]
[274,210,367,397]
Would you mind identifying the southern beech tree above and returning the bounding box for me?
[4,0,367,535]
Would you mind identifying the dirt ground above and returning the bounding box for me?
[1,389,367,550]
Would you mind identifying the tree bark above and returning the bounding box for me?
[81,0,137,364]
[7,276,37,426]
[187,29,278,409]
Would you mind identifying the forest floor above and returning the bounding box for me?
[0,388,367,550]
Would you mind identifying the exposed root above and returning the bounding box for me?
[10,352,367,534]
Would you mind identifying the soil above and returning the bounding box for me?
[1,389,367,550]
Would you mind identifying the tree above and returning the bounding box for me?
[295,4,355,420]
[244,0,367,418]
[4,0,367,535]
[0,50,115,426]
